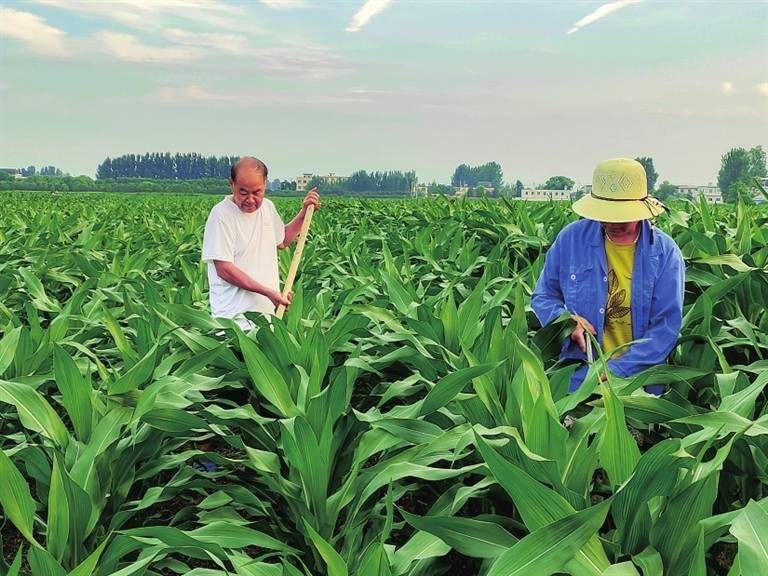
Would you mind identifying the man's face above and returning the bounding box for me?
[601,220,640,238]
[230,167,266,213]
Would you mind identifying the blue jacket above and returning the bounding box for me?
[531,219,685,390]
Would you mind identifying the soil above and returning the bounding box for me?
[0,522,29,575]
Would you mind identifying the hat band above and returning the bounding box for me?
[589,192,666,215]
[591,192,648,202]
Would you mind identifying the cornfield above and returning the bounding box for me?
[0,190,766,576]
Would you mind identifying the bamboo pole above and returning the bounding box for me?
[276,204,315,319]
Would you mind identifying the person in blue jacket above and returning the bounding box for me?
[532,157,685,392]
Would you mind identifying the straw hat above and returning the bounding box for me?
[572,158,665,223]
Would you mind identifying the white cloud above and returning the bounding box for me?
[260,0,306,8]
[0,8,71,56]
[346,0,393,33]
[721,81,735,96]
[96,32,202,63]
[157,84,232,103]
[567,0,643,35]
[757,82,768,96]
[30,0,243,31]
[165,28,250,54]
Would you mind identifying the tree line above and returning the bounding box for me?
[96,153,240,180]
[302,170,417,194]
[4,146,765,202]
[451,162,503,190]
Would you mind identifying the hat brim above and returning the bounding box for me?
[572,194,665,223]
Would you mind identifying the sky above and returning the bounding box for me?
[1,0,767,186]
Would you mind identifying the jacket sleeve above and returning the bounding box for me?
[607,242,685,378]
[532,233,568,326]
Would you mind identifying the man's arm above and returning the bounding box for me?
[531,234,567,326]
[606,246,685,378]
[280,188,320,249]
[213,260,289,307]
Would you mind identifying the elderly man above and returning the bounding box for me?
[202,156,320,329]
[532,157,685,392]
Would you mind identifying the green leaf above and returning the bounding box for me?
[303,520,348,576]
[400,510,518,558]
[357,541,392,576]
[486,499,611,576]
[0,326,22,376]
[188,521,299,553]
[602,562,641,576]
[475,432,610,575]
[730,500,768,575]
[108,343,158,394]
[47,455,70,562]
[632,546,663,576]
[19,267,61,313]
[237,330,298,418]
[68,536,110,576]
[0,449,38,544]
[6,545,23,576]
[53,345,93,443]
[598,382,641,489]
[141,408,210,433]
[0,379,69,447]
[28,546,67,576]
[419,362,503,416]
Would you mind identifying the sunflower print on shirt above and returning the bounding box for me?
[606,269,631,320]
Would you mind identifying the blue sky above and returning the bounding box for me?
[1,0,766,186]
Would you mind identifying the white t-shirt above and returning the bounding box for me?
[202,197,285,327]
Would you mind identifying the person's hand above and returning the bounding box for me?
[302,187,320,212]
[268,289,292,309]
[570,314,596,353]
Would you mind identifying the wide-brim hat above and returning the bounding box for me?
[572,158,666,223]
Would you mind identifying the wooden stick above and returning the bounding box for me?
[276,204,315,319]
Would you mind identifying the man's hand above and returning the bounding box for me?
[267,289,292,309]
[302,187,320,213]
[570,314,596,353]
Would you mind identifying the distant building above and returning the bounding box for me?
[295,172,348,191]
[453,185,469,197]
[676,184,722,203]
[521,188,571,201]
[295,173,314,191]
[324,172,348,185]
[414,183,429,196]
[0,168,24,179]
[474,181,496,194]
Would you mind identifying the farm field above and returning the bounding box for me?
[0,191,766,576]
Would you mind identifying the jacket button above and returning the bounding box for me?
[599,308,605,314]
[603,276,608,282]
[570,274,576,280]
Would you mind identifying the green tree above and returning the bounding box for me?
[540,176,574,190]
[305,176,324,191]
[656,180,677,201]
[635,156,658,193]
[514,180,524,197]
[451,164,471,187]
[718,145,766,202]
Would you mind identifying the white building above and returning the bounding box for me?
[295,173,314,191]
[453,185,469,197]
[521,188,571,201]
[324,172,347,185]
[414,183,429,196]
[0,168,24,179]
[676,184,722,203]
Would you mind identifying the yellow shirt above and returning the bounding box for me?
[603,238,635,354]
